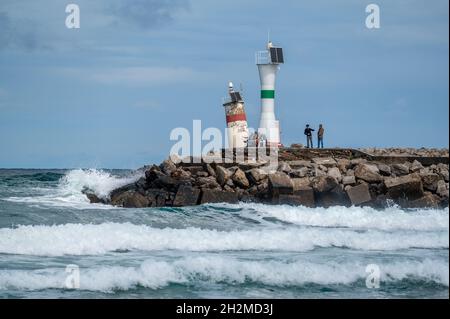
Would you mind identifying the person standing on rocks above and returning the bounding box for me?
[317,124,324,149]
[304,124,314,148]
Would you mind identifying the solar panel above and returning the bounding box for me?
[270,48,278,63]
[276,48,284,63]
[269,47,284,64]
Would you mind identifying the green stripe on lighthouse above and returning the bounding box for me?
[261,90,275,99]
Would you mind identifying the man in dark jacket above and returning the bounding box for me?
[304,124,314,148]
[317,124,324,148]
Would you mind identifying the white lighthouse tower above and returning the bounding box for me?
[222,82,249,149]
[256,41,284,147]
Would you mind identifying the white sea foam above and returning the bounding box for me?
[3,169,141,209]
[0,222,447,256]
[0,257,447,292]
[231,203,450,231]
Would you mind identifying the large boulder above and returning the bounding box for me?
[377,164,392,176]
[268,172,293,197]
[327,167,342,183]
[354,164,383,183]
[312,157,337,167]
[290,167,309,178]
[410,160,424,173]
[391,163,410,176]
[342,175,356,186]
[232,168,250,188]
[196,176,220,189]
[316,185,350,207]
[404,192,441,209]
[173,185,201,207]
[145,189,170,207]
[420,173,440,192]
[311,176,339,193]
[246,168,267,184]
[384,173,424,200]
[84,192,106,204]
[200,189,239,204]
[346,184,372,206]
[278,162,292,174]
[436,180,449,199]
[160,158,177,175]
[215,166,231,186]
[205,164,216,177]
[111,190,149,208]
[278,188,315,207]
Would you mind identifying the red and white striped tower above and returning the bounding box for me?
[222,82,249,148]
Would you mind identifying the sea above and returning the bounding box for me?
[0,168,448,299]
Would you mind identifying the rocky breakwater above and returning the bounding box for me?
[86,153,449,209]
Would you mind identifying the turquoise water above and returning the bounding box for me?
[0,169,448,299]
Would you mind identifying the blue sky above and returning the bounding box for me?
[0,0,448,168]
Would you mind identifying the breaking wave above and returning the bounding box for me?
[3,169,142,209]
[0,257,447,292]
[0,222,447,256]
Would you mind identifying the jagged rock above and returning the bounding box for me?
[152,174,187,191]
[384,173,424,200]
[438,167,449,182]
[436,180,449,198]
[346,169,355,176]
[196,171,209,177]
[225,178,234,187]
[85,192,106,204]
[346,184,372,206]
[420,173,440,192]
[173,185,200,207]
[232,168,250,188]
[145,189,169,207]
[327,167,342,183]
[391,163,410,176]
[288,160,313,168]
[196,176,220,189]
[171,168,191,179]
[291,177,311,190]
[342,175,356,186]
[160,158,177,175]
[205,164,216,177]
[185,166,205,175]
[350,158,367,167]
[354,164,383,183]
[316,185,350,207]
[404,192,441,208]
[268,172,293,197]
[290,167,309,178]
[215,166,231,186]
[311,176,339,193]
[247,168,267,184]
[135,177,148,191]
[278,189,315,207]
[278,162,292,174]
[223,185,235,192]
[109,183,137,203]
[200,189,239,204]
[314,167,327,177]
[377,164,392,176]
[111,190,148,208]
[337,159,350,173]
[257,181,269,194]
[145,165,162,179]
[410,160,424,172]
[312,157,337,166]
